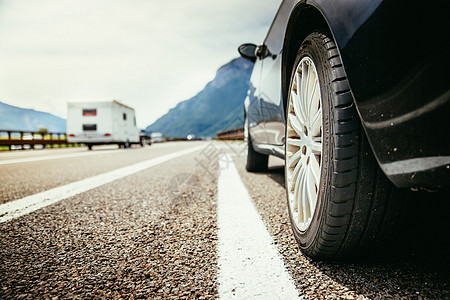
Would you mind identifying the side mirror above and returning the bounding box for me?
[238,43,257,62]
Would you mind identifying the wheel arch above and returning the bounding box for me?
[281,4,333,116]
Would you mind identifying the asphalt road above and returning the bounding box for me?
[0,141,449,299]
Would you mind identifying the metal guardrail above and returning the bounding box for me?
[216,126,244,140]
[0,129,78,150]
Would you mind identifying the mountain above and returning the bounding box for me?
[0,101,66,132]
[146,57,253,138]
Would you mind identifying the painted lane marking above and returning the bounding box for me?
[217,154,300,299]
[0,145,205,223]
[0,149,126,165]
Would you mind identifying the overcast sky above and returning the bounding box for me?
[0,0,281,128]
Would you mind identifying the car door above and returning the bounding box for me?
[258,18,287,146]
[259,50,285,146]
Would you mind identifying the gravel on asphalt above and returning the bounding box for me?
[232,154,450,300]
[0,151,218,299]
[1,141,448,299]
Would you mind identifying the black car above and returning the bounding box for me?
[239,0,449,259]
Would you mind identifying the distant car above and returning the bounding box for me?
[150,132,165,143]
[139,130,152,146]
[239,0,449,260]
[186,134,196,141]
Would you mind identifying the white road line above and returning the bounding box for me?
[217,154,300,299]
[0,145,205,223]
[0,149,125,165]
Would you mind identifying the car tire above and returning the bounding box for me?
[285,32,405,260]
[87,144,93,151]
[246,135,269,172]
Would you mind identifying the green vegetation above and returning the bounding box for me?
[38,127,48,135]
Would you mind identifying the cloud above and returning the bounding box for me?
[0,0,281,127]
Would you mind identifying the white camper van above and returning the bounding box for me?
[67,100,140,150]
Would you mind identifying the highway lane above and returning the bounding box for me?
[1,145,220,298]
[0,146,93,161]
[0,142,205,204]
[0,141,449,299]
[1,142,262,298]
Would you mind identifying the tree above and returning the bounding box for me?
[38,127,48,134]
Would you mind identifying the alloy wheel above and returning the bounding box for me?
[286,56,323,232]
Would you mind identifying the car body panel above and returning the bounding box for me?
[245,0,450,188]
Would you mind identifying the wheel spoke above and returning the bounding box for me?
[309,83,320,125]
[307,79,316,116]
[295,69,301,94]
[311,140,322,155]
[295,71,307,124]
[300,169,309,223]
[288,150,302,169]
[294,168,303,212]
[310,108,322,137]
[296,168,303,218]
[288,114,304,138]
[305,164,316,216]
[300,62,308,122]
[304,65,313,117]
[291,94,306,128]
[287,138,302,147]
[291,159,302,188]
[310,154,321,187]
[291,92,299,117]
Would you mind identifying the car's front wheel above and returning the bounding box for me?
[285,32,405,260]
